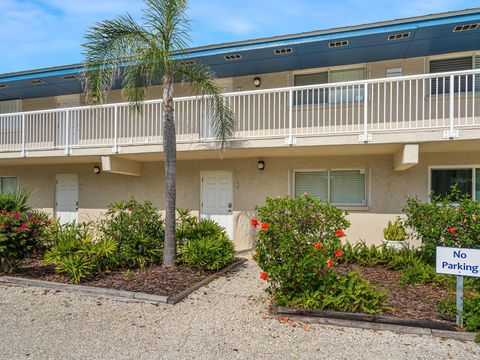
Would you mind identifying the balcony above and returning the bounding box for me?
[1,69,480,157]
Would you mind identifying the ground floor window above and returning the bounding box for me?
[430,167,480,199]
[294,169,367,206]
[0,177,18,194]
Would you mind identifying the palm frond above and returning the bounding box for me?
[82,14,153,104]
[143,0,191,55]
[176,61,235,149]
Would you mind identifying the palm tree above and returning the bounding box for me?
[82,0,235,267]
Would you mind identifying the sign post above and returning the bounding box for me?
[436,246,480,328]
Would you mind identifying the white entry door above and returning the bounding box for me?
[55,174,78,224]
[201,171,234,239]
[57,95,80,147]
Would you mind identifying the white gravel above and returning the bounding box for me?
[0,258,478,360]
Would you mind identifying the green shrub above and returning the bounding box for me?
[177,209,236,270]
[0,209,52,273]
[400,263,451,287]
[44,222,116,283]
[254,195,350,298]
[383,220,407,241]
[277,272,390,314]
[403,188,480,263]
[0,189,31,212]
[101,198,164,268]
[179,232,235,271]
[338,242,422,270]
[438,296,480,332]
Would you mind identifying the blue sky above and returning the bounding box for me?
[0,0,477,74]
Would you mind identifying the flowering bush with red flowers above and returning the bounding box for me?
[0,209,52,273]
[253,194,350,298]
[403,187,480,263]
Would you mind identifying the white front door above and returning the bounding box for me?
[55,174,78,224]
[57,95,80,147]
[201,171,234,239]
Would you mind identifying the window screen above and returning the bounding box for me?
[429,57,473,94]
[294,172,328,201]
[431,169,472,198]
[330,170,366,205]
[294,72,328,105]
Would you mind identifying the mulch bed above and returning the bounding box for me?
[337,264,453,323]
[11,255,213,297]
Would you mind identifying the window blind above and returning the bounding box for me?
[330,170,366,205]
[429,57,473,94]
[294,172,328,200]
[475,55,480,91]
[0,177,18,194]
[329,68,365,83]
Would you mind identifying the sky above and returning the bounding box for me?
[0,0,477,74]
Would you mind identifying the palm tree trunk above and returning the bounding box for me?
[162,75,177,267]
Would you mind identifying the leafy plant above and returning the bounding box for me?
[179,232,235,271]
[254,195,350,298]
[0,189,32,212]
[383,220,407,241]
[44,222,117,283]
[403,187,480,263]
[438,296,480,331]
[101,198,164,269]
[0,208,52,273]
[176,209,236,270]
[400,263,451,287]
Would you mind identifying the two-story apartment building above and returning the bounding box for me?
[1,9,480,250]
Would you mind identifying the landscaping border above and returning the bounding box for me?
[0,258,247,305]
[273,306,477,342]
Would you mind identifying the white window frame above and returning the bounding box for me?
[428,165,480,200]
[292,168,369,209]
[0,176,18,194]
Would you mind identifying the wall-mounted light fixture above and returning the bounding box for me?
[93,166,101,175]
[253,77,261,87]
[257,161,265,171]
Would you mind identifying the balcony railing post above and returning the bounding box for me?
[359,83,371,142]
[21,114,26,157]
[444,74,459,139]
[285,89,296,145]
[112,105,119,153]
[64,109,70,155]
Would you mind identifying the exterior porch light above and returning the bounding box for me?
[257,161,265,171]
[253,77,261,87]
[93,165,101,175]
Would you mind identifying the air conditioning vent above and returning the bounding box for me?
[453,23,479,32]
[0,84,8,89]
[63,75,77,80]
[30,79,44,85]
[224,54,242,61]
[388,32,411,41]
[180,60,195,66]
[328,40,348,48]
[274,47,293,55]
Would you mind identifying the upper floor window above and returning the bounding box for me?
[293,67,365,105]
[0,177,18,194]
[429,56,479,95]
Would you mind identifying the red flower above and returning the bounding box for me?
[13,213,22,219]
[260,272,268,280]
[127,208,134,212]
[336,229,345,237]
[313,243,323,250]
[261,222,269,230]
[316,268,322,275]
[334,249,342,258]
[447,227,456,235]
[326,258,333,268]
[251,219,259,228]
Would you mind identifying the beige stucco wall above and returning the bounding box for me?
[2,150,479,251]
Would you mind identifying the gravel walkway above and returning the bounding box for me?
[0,258,478,360]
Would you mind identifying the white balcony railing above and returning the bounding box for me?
[1,69,480,155]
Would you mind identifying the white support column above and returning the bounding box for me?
[21,114,26,157]
[393,144,419,171]
[359,83,372,142]
[285,89,296,145]
[444,74,459,139]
